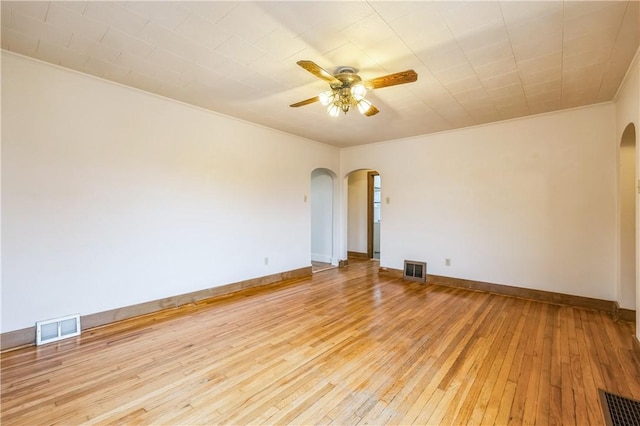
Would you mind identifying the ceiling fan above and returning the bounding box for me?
[290,60,418,117]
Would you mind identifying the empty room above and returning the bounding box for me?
[1,1,639,424]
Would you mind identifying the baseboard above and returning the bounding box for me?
[0,328,35,352]
[431,274,617,314]
[379,267,625,317]
[617,307,637,322]
[347,251,369,259]
[379,267,403,279]
[1,266,312,352]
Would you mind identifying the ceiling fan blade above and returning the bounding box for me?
[363,70,418,90]
[297,60,341,85]
[290,96,320,108]
[364,104,379,117]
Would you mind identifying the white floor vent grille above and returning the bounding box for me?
[404,260,427,283]
[36,314,81,345]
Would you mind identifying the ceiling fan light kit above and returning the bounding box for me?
[320,84,371,116]
[290,60,418,118]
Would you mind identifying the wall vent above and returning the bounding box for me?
[404,260,427,283]
[36,314,81,345]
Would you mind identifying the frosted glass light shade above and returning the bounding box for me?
[319,91,334,106]
[328,104,341,117]
[357,98,372,114]
[351,84,367,101]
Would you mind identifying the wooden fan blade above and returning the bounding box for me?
[290,96,320,107]
[297,60,341,85]
[364,104,379,117]
[363,70,418,90]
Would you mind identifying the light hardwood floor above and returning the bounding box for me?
[311,261,335,273]
[2,259,639,425]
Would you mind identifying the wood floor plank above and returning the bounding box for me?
[2,259,638,425]
[522,302,548,425]
[548,307,563,426]
[508,302,542,425]
[457,298,517,425]
[479,298,531,425]
[575,309,606,424]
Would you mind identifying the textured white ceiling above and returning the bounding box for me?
[2,1,639,147]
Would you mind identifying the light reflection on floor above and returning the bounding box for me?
[311,261,334,273]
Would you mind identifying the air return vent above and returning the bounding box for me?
[36,314,81,345]
[599,389,640,426]
[404,260,427,283]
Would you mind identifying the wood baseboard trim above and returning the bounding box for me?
[0,327,35,352]
[347,251,369,259]
[379,267,403,279]
[379,267,622,317]
[633,335,640,356]
[431,274,616,314]
[617,308,637,322]
[1,266,312,352]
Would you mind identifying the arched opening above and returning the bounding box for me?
[619,123,636,311]
[346,169,381,261]
[370,172,381,260]
[310,168,336,272]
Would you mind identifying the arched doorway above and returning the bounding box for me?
[619,123,636,311]
[310,168,336,272]
[346,169,381,260]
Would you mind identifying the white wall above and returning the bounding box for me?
[347,170,368,254]
[342,104,618,301]
[1,52,340,333]
[310,169,334,263]
[3,48,639,337]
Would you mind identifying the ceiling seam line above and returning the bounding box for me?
[365,0,454,127]
[595,1,630,103]
[498,0,531,116]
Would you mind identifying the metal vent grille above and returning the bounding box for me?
[599,389,640,426]
[403,260,426,283]
[36,314,81,345]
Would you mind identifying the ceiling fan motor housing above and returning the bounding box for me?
[331,67,362,90]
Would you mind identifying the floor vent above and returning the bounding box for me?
[599,389,640,426]
[404,260,427,283]
[36,314,81,345]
